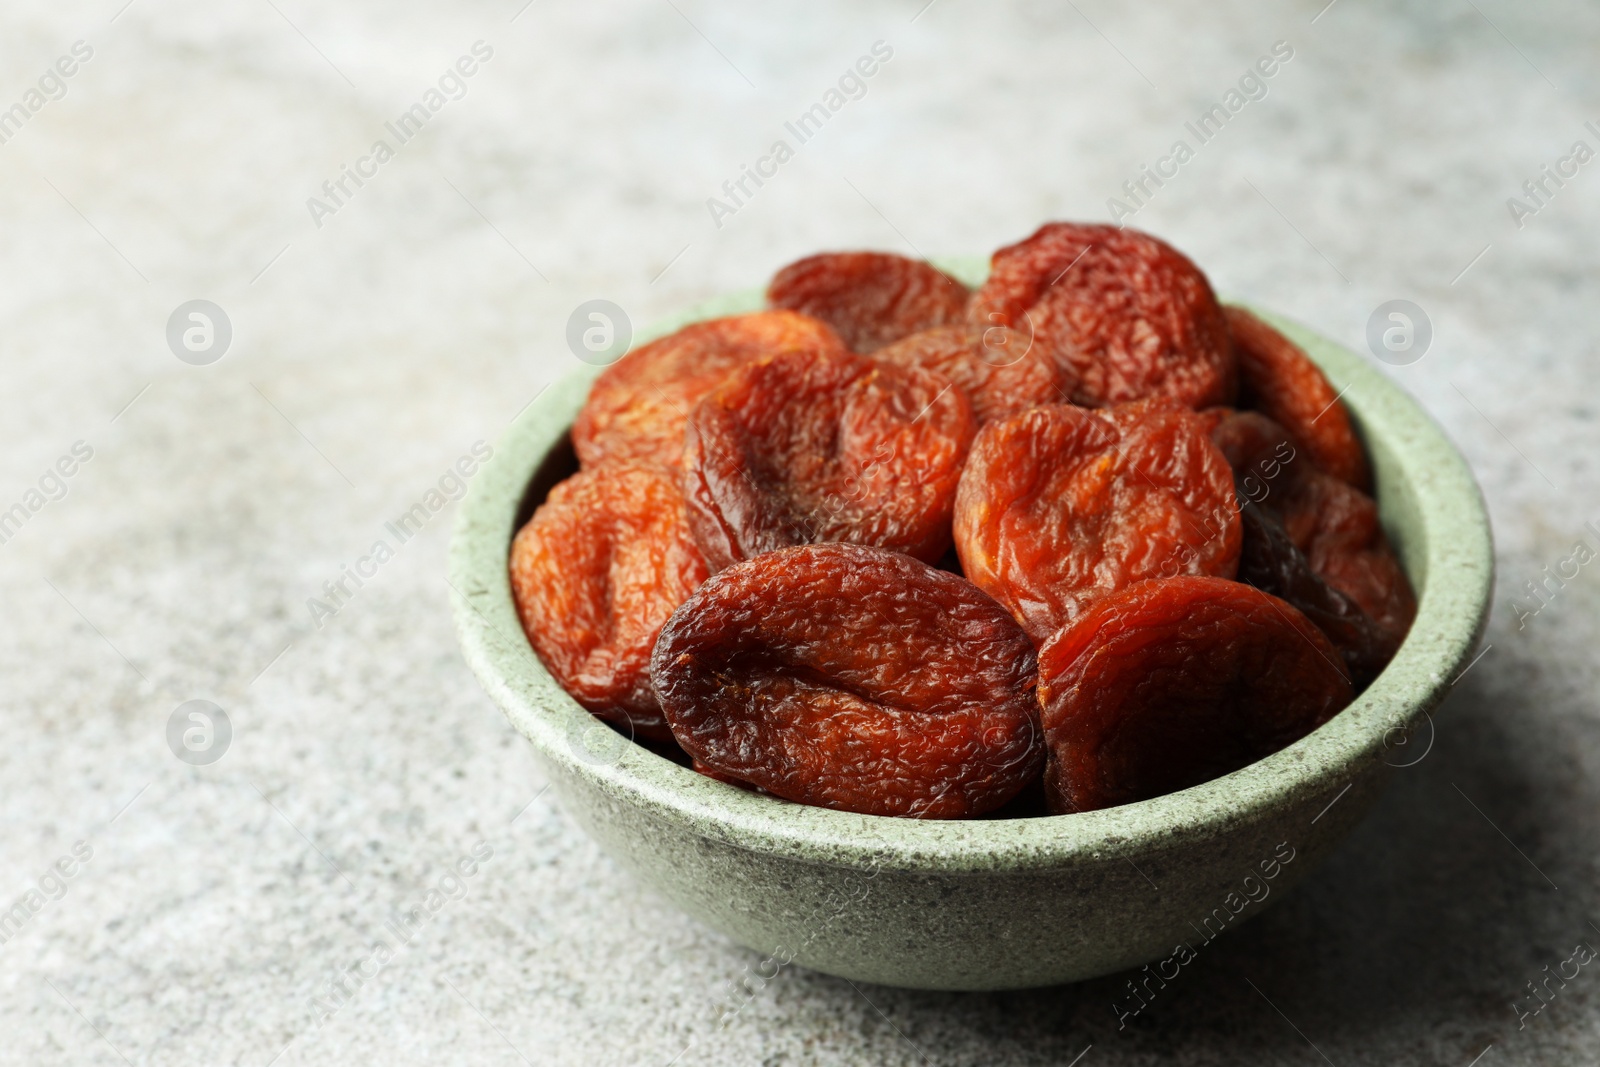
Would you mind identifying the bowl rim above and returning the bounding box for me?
[449,256,1494,874]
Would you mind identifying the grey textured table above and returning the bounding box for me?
[2,2,1596,1064]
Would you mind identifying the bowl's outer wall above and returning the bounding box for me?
[547,748,1388,990]
[450,259,1493,990]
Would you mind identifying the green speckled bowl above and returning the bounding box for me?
[450,259,1493,991]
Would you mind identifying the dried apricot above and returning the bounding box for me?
[652,544,1043,818]
[970,222,1235,408]
[571,310,847,470]
[1037,576,1352,813]
[1237,503,1399,689]
[1289,474,1417,641]
[767,252,969,353]
[692,758,764,792]
[509,465,708,740]
[682,347,975,571]
[1225,305,1369,489]
[1209,408,1303,509]
[1211,410,1415,645]
[873,325,1071,424]
[954,399,1240,643]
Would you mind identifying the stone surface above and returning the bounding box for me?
[0,1,1595,1064]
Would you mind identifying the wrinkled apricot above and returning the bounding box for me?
[683,347,975,571]
[1237,503,1399,689]
[571,310,847,470]
[1209,408,1303,509]
[1037,576,1352,813]
[1290,474,1417,641]
[767,252,970,353]
[1225,305,1369,490]
[1211,410,1415,645]
[970,222,1235,409]
[509,465,708,740]
[692,758,764,792]
[652,544,1043,818]
[873,325,1071,424]
[954,399,1240,643]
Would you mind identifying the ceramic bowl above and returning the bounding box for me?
[449,258,1493,991]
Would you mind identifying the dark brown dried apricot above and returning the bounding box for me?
[873,324,1071,424]
[1211,410,1415,645]
[1225,305,1370,490]
[571,310,847,470]
[1288,473,1417,641]
[1209,408,1304,509]
[970,222,1235,409]
[954,399,1240,643]
[1237,503,1399,689]
[767,252,969,353]
[683,347,975,571]
[652,544,1043,818]
[1037,576,1352,813]
[509,465,708,740]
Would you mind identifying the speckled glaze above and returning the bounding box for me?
[449,258,1494,991]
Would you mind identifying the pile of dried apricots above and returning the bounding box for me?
[510,222,1415,820]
